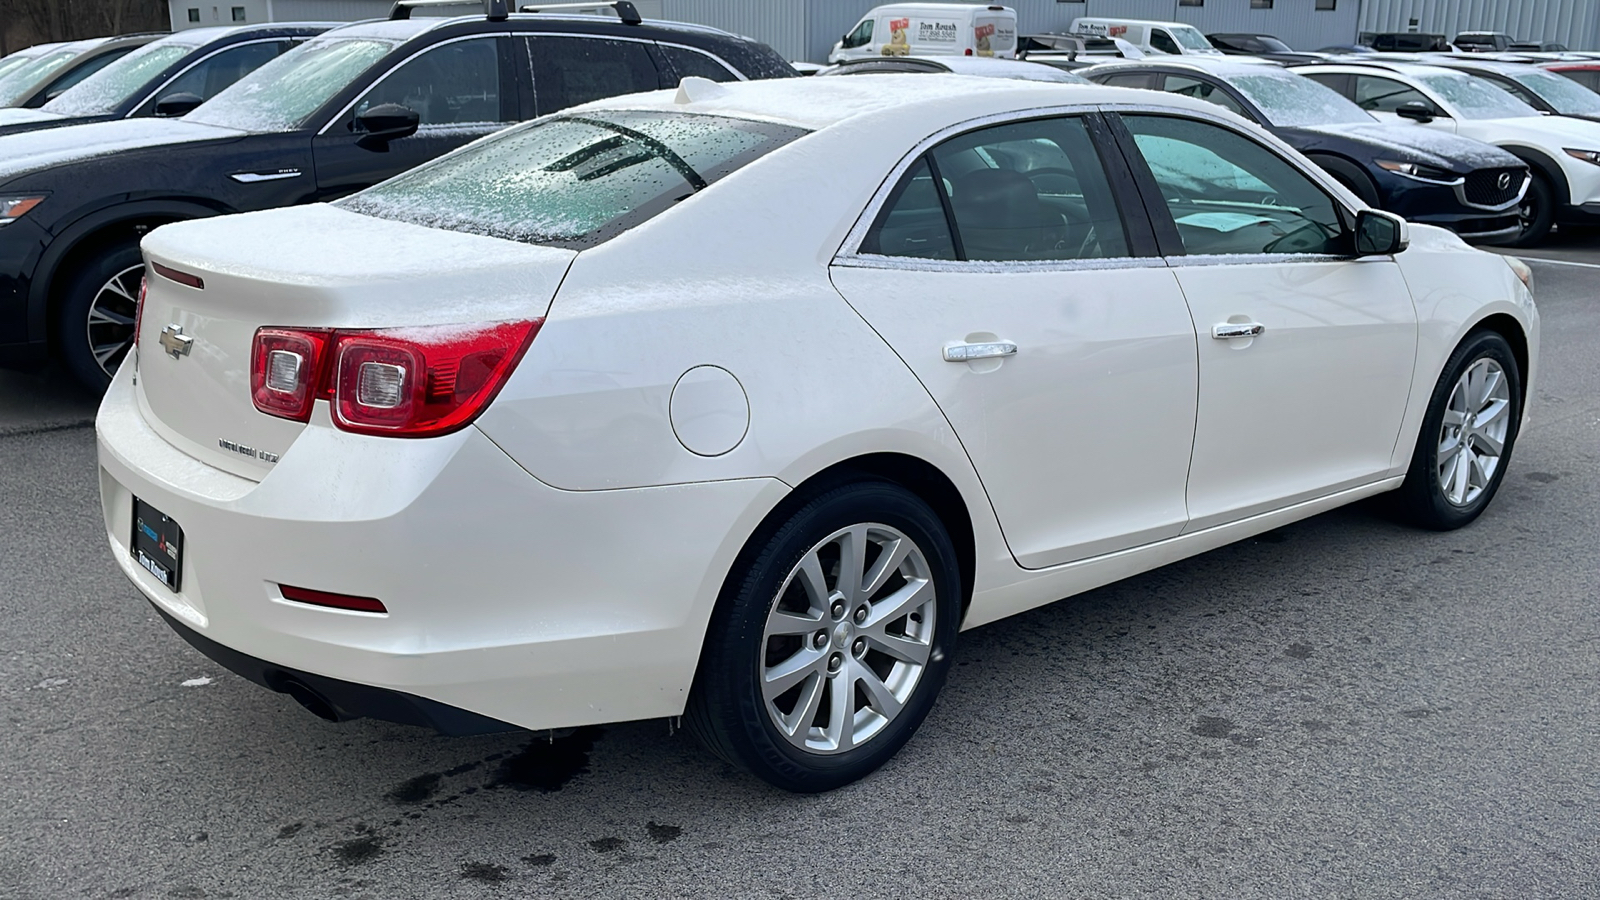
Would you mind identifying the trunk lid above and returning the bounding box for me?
[136,204,576,479]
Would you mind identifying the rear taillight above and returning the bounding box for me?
[250,320,540,437]
[250,328,332,422]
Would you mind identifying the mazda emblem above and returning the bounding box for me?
[1497,172,1512,190]
[159,324,193,360]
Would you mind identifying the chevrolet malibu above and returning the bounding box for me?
[99,75,1538,792]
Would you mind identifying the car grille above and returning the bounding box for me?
[1464,168,1526,207]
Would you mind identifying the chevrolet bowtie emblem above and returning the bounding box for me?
[159,324,193,359]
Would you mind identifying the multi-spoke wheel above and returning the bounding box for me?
[687,480,960,792]
[1394,330,1522,530]
[58,236,145,392]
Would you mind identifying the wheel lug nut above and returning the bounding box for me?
[827,653,843,672]
[831,602,846,620]
[854,606,868,625]
[852,637,866,657]
[813,631,828,649]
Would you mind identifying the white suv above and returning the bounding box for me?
[1296,60,1600,245]
[100,75,1538,791]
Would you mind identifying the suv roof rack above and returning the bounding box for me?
[390,0,510,21]
[518,2,643,26]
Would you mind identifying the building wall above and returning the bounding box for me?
[1358,0,1600,50]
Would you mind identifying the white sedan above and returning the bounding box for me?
[99,75,1538,792]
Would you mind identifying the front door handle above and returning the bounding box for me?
[1212,322,1265,339]
[943,340,1018,362]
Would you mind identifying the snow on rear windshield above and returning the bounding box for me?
[1417,71,1538,119]
[1231,72,1374,127]
[340,110,809,249]
[1508,68,1600,115]
[44,43,193,116]
[185,37,393,133]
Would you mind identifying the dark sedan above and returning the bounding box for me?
[1083,60,1527,244]
[0,24,331,139]
[0,5,794,390]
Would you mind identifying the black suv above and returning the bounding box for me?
[0,1,793,389]
[0,24,333,139]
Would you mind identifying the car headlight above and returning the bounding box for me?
[1504,255,1534,294]
[1564,148,1600,166]
[0,195,45,226]
[1375,159,1458,183]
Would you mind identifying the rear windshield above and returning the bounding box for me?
[341,110,808,249]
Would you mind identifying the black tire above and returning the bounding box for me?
[1391,330,1522,530]
[1506,172,1555,248]
[686,480,961,793]
[56,235,144,392]
[1331,169,1381,208]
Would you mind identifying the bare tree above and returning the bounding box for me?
[1,0,168,52]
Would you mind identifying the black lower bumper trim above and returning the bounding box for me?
[150,602,520,736]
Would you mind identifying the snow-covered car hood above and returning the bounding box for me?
[0,118,244,184]
[0,107,61,126]
[1297,122,1522,171]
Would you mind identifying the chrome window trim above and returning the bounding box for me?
[1164,252,1361,268]
[132,38,288,115]
[317,32,512,136]
[834,254,1167,273]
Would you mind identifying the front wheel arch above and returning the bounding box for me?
[1500,146,1571,207]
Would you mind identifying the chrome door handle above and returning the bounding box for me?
[1212,322,1265,339]
[943,340,1018,362]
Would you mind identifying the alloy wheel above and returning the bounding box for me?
[85,263,143,377]
[760,523,936,755]
[1436,358,1512,507]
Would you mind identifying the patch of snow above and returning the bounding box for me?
[1320,123,1521,168]
[0,108,60,126]
[181,676,213,687]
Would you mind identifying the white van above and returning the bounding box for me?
[829,4,1018,64]
[1068,17,1223,56]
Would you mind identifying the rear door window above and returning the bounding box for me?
[340,110,807,248]
[864,116,1130,262]
[528,36,663,116]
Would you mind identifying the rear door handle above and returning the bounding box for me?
[943,340,1018,362]
[1212,322,1265,339]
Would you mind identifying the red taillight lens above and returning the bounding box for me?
[251,328,332,422]
[133,276,148,356]
[279,584,387,614]
[249,320,540,437]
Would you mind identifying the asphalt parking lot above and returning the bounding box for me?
[1,240,1596,899]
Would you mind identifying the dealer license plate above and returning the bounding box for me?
[132,498,184,592]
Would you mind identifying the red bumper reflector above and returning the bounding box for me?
[279,584,387,614]
[151,262,205,290]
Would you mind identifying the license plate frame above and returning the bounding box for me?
[132,497,184,593]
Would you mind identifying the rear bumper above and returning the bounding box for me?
[150,601,517,735]
[97,360,787,732]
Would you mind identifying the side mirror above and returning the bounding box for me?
[154,92,204,117]
[1395,100,1436,123]
[354,103,420,150]
[1355,209,1408,256]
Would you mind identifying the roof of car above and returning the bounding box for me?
[1297,61,1470,79]
[328,10,740,41]
[1426,57,1539,75]
[1085,57,1283,77]
[573,73,1185,131]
